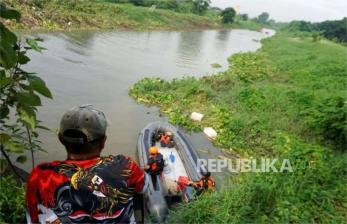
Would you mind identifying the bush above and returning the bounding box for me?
[0,176,26,223]
[221,7,236,24]
[302,96,347,149]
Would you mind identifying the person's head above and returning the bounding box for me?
[149,146,159,155]
[58,105,108,158]
[166,131,172,136]
[201,170,211,178]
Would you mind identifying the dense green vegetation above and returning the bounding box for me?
[130,33,347,222]
[285,18,347,43]
[221,7,236,24]
[104,0,211,15]
[3,0,222,31]
[0,176,26,223]
[3,0,264,31]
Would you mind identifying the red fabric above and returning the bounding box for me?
[25,155,145,223]
[177,176,190,191]
[126,157,146,193]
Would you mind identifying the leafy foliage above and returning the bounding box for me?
[0,3,52,175]
[221,7,236,24]
[256,12,270,24]
[4,0,221,30]
[191,0,211,15]
[285,18,347,43]
[0,176,26,223]
[302,96,347,149]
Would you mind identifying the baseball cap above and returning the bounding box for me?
[60,105,108,144]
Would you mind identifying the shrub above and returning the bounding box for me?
[0,176,26,223]
[221,7,236,24]
[302,96,347,149]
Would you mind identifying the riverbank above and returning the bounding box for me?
[3,0,260,32]
[129,32,347,222]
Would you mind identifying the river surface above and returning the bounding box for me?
[21,29,269,172]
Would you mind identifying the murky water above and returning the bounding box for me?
[21,29,269,171]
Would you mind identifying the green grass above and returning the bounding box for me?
[229,19,264,31]
[129,32,347,222]
[4,0,221,31]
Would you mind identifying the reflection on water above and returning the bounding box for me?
[176,31,205,68]
[22,29,268,171]
[63,31,96,55]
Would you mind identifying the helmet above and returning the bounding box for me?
[149,146,159,155]
[166,131,172,136]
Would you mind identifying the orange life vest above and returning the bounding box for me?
[192,176,215,191]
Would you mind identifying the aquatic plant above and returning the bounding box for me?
[130,31,347,222]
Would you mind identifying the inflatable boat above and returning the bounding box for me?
[137,121,205,222]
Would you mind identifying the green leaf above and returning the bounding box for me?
[17,106,36,129]
[26,38,45,53]
[37,147,48,153]
[0,70,11,87]
[0,3,21,21]
[0,23,17,43]
[37,125,51,131]
[0,23,18,68]
[0,133,11,143]
[16,92,41,106]
[0,106,10,119]
[28,75,52,98]
[18,52,30,65]
[16,155,27,163]
[0,159,8,174]
[4,141,25,153]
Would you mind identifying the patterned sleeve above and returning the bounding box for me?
[126,157,149,193]
[25,167,40,223]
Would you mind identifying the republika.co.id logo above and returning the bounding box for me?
[197,158,294,173]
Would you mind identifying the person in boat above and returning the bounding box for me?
[160,131,174,148]
[25,105,148,223]
[188,171,215,195]
[145,146,165,176]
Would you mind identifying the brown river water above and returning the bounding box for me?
[19,29,270,175]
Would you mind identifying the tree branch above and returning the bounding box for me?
[0,144,25,182]
[26,126,35,169]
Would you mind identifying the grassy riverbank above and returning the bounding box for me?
[129,33,347,222]
[3,0,224,31]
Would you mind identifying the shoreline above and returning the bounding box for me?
[4,1,263,34]
[129,30,347,223]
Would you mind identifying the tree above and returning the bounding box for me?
[239,13,248,21]
[0,3,52,180]
[221,7,236,24]
[288,20,313,32]
[192,0,211,14]
[257,12,269,24]
[130,0,144,6]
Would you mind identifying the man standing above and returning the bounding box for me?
[26,105,148,223]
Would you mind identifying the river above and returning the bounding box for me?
[21,29,269,172]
